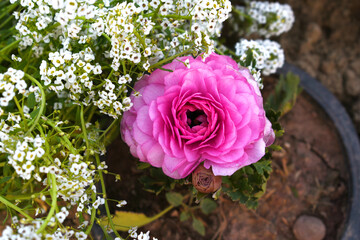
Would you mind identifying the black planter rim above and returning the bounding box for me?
[278,63,360,240]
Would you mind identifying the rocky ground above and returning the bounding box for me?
[279,0,360,133]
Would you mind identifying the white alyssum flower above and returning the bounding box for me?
[235,39,285,76]
[242,1,294,38]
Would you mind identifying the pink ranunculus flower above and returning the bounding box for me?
[121,53,275,179]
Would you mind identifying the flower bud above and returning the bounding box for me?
[192,165,222,193]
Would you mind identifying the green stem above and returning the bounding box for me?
[13,96,28,131]
[36,173,57,234]
[0,39,20,54]
[25,74,46,135]
[121,61,126,75]
[0,195,34,221]
[0,3,18,21]
[84,184,97,235]
[133,29,146,49]
[86,105,97,123]
[146,205,173,223]
[214,47,225,55]
[99,119,119,140]
[0,15,14,29]
[45,120,76,154]
[5,191,50,201]
[149,46,194,70]
[80,104,90,150]
[102,33,111,42]
[95,154,123,239]
[232,6,253,22]
[160,14,191,20]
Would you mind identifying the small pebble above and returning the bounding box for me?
[293,215,326,240]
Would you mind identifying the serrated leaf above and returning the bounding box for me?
[192,218,205,236]
[228,191,248,204]
[165,192,183,207]
[200,198,217,215]
[253,160,272,175]
[180,211,190,221]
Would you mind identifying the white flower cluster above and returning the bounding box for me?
[11,0,231,118]
[0,216,86,240]
[6,137,45,180]
[13,0,231,62]
[42,153,96,207]
[119,227,158,240]
[39,47,135,118]
[0,68,40,108]
[242,1,294,38]
[102,0,231,70]
[235,39,285,76]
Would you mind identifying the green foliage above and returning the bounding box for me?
[200,198,217,215]
[165,192,184,207]
[100,205,173,231]
[180,211,191,221]
[139,167,187,195]
[192,217,205,236]
[222,158,272,209]
[266,72,302,116]
[0,176,11,185]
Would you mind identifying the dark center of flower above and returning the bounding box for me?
[186,110,207,128]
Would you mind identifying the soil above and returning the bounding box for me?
[278,0,360,134]
[103,85,349,239]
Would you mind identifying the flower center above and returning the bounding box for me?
[186,110,207,128]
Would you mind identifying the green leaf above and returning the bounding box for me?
[29,107,40,119]
[99,206,173,231]
[137,162,151,170]
[275,129,285,137]
[100,211,156,231]
[245,199,258,209]
[200,198,217,215]
[165,192,183,207]
[228,191,248,204]
[270,145,282,151]
[26,93,36,109]
[3,163,11,176]
[180,211,190,221]
[192,217,205,236]
[0,176,11,184]
[266,72,301,116]
[253,160,272,175]
[254,182,267,198]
